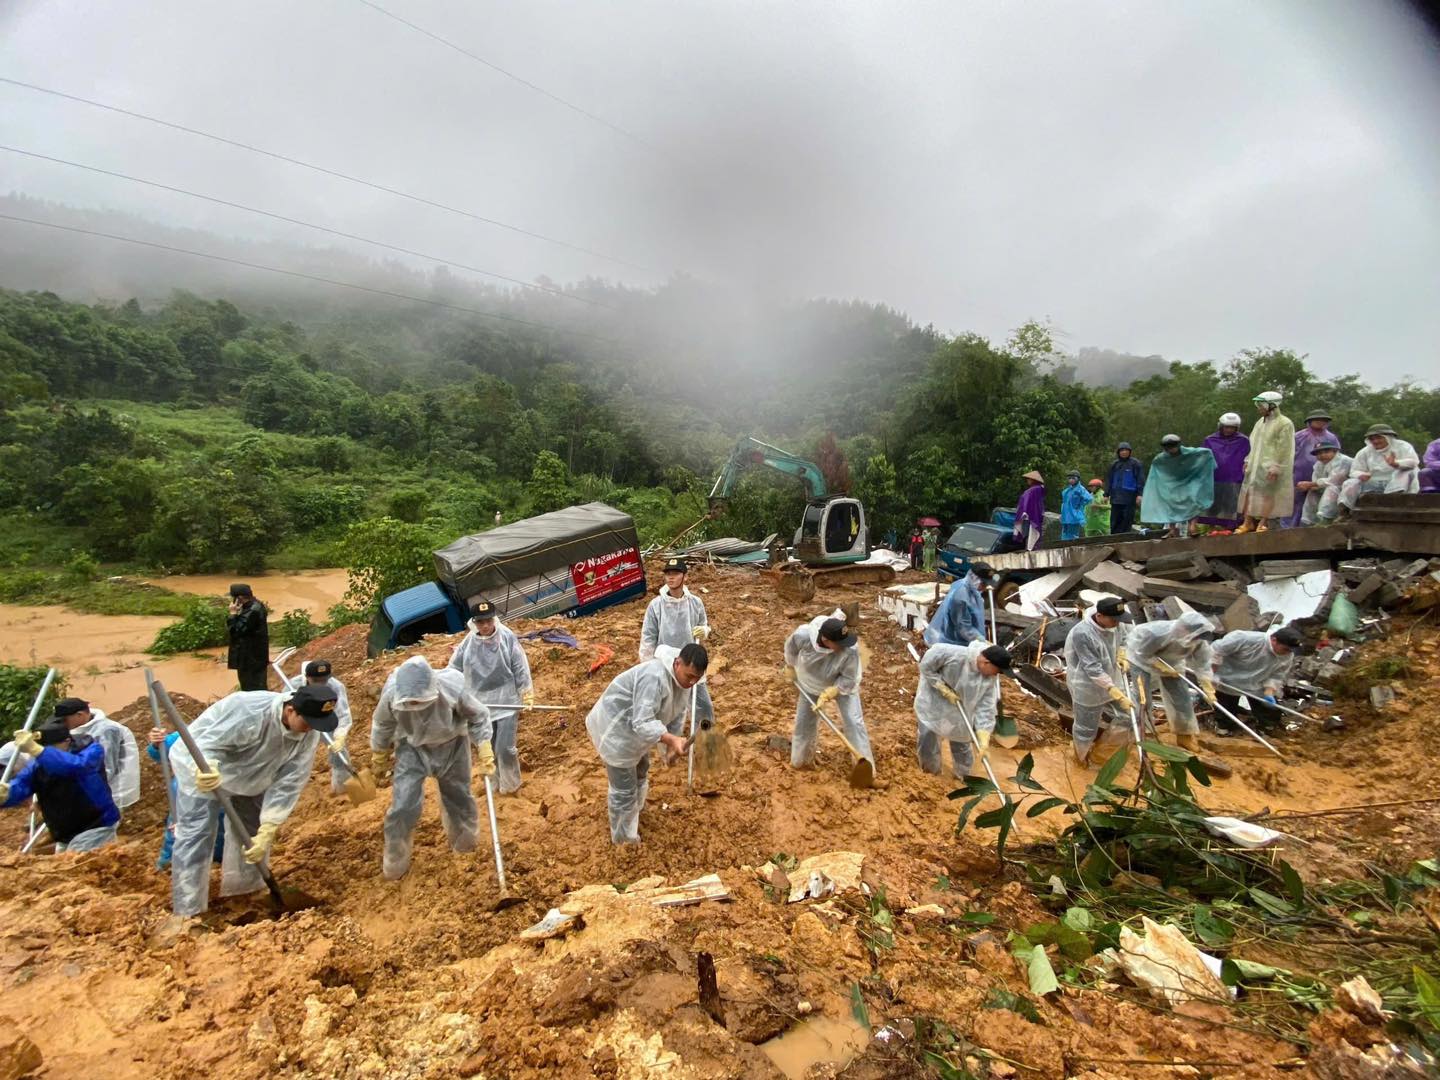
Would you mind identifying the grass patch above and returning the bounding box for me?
[0,568,196,617]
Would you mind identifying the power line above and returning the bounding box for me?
[353,0,660,154]
[0,212,629,346]
[0,76,653,273]
[0,144,613,309]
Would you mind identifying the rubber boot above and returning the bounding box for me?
[382,836,413,881]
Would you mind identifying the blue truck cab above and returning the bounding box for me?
[368,582,469,657]
[937,522,1012,581]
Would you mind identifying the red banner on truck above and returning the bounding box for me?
[571,547,644,606]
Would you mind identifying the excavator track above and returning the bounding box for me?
[766,562,896,603]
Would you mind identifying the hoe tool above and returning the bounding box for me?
[796,686,874,789]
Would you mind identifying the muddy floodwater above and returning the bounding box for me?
[0,569,351,706]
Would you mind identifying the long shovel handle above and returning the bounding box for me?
[685,685,697,795]
[152,679,285,906]
[1,667,57,787]
[479,703,569,712]
[938,684,1010,807]
[1177,673,1284,759]
[144,669,179,829]
[483,774,507,894]
[1215,681,1316,723]
[796,686,870,764]
[21,819,47,854]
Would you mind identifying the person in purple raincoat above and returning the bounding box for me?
[1290,409,1337,526]
[1421,437,1440,494]
[1013,471,1047,551]
[1197,412,1250,530]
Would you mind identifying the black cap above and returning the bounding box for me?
[288,684,340,732]
[229,583,253,598]
[1096,597,1132,622]
[981,644,1013,671]
[818,617,857,648]
[37,719,72,746]
[304,660,332,679]
[52,697,90,719]
[970,561,994,578]
[663,556,688,574]
[469,600,497,620]
[1273,627,1305,650]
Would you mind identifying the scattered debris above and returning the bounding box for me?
[1102,917,1232,1007]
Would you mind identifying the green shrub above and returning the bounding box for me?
[0,570,50,603]
[0,664,66,743]
[273,608,321,648]
[64,551,100,581]
[149,600,228,654]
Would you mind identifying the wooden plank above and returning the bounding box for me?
[1041,545,1115,603]
[1140,576,1242,610]
[1082,560,1147,599]
[1014,663,1072,716]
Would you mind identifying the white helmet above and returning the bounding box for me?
[1219,412,1241,427]
[1253,390,1283,405]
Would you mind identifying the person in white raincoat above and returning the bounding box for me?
[638,557,714,734]
[1298,439,1352,525]
[1210,626,1303,734]
[783,616,871,768]
[1340,424,1421,511]
[167,684,338,916]
[1236,390,1296,532]
[914,641,1012,778]
[1063,597,1133,766]
[51,698,140,814]
[370,656,493,880]
[448,599,534,794]
[586,644,700,844]
[295,660,354,795]
[1125,612,1217,752]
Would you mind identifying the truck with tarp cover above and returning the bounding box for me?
[367,502,646,656]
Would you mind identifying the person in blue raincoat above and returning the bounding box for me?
[1059,471,1093,541]
[1140,435,1216,537]
[924,562,992,647]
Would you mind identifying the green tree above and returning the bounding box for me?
[527,450,572,514]
[339,516,437,613]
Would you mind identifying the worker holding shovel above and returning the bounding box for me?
[1124,611,1217,754]
[783,616,872,771]
[1063,597,1133,766]
[1209,626,1304,736]
[370,656,494,881]
[638,557,714,731]
[295,661,356,796]
[0,719,120,852]
[586,644,702,844]
[914,641,1013,778]
[448,600,534,794]
[167,683,339,917]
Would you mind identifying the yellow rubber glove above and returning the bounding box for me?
[783,665,797,685]
[1152,658,1181,678]
[815,685,839,709]
[938,683,960,705]
[0,781,9,804]
[1116,647,1129,672]
[1198,677,1217,705]
[521,690,535,708]
[476,741,497,777]
[1107,685,1134,711]
[243,822,279,864]
[691,624,710,641]
[371,747,392,780]
[193,768,223,793]
[975,729,992,754]
[12,729,41,757]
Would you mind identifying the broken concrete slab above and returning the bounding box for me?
[1370,686,1396,709]
[1208,559,1254,586]
[1141,577,1242,610]
[1220,594,1260,633]
[1145,552,1211,580]
[1348,573,1389,607]
[1258,559,1333,580]
[1039,545,1115,604]
[1082,560,1146,599]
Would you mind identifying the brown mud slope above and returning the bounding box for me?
[0,560,1436,1078]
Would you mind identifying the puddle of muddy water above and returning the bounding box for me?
[145,569,350,618]
[760,1013,871,1079]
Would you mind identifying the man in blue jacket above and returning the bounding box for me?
[1106,443,1146,535]
[0,719,120,852]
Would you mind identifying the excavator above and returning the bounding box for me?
[708,437,896,600]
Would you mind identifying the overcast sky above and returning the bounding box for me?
[2,0,1438,379]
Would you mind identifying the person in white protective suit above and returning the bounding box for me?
[1298,438,1352,526]
[448,599,533,794]
[639,557,715,737]
[586,643,700,844]
[1063,597,1134,766]
[296,660,354,795]
[48,697,140,815]
[167,683,339,917]
[914,641,1012,778]
[1340,423,1421,511]
[783,616,872,769]
[370,656,493,880]
[1210,626,1304,735]
[1124,611,1217,752]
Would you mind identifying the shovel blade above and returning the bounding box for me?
[692,722,735,791]
[342,768,379,805]
[848,757,875,789]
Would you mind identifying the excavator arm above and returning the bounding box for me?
[708,437,830,514]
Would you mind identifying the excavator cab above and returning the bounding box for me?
[796,497,868,564]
